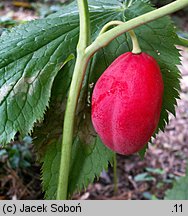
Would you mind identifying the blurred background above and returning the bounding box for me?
[0,0,188,200]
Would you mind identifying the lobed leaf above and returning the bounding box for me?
[0,13,79,145]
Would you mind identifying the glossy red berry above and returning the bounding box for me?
[91,52,164,155]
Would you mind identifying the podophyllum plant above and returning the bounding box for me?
[0,0,188,200]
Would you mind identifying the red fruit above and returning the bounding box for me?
[91,52,164,155]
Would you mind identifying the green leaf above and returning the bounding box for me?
[138,144,148,159]
[146,167,165,175]
[42,136,113,199]
[165,163,188,200]
[134,173,155,182]
[0,11,79,145]
[69,137,113,196]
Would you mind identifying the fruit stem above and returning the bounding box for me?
[129,30,142,54]
[99,20,141,54]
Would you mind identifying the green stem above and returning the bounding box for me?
[113,153,118,196]
[99,20,141,54]
[56,0,90,200]
[77,0,90,49]
[177,36,188,47]
[129,30,141,54]
[99,20,123,35]
[86,0,188,57]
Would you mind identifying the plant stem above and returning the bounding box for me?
[99,20,141,54]
[56,0,90,200]
[86,0,188,57]
[177,36,188,47]
[113,153,118,196]
[129,30,141,54]
[99,20,123,35]
[77,0,90,49]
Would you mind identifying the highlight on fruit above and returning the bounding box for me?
[91,51,164,155]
